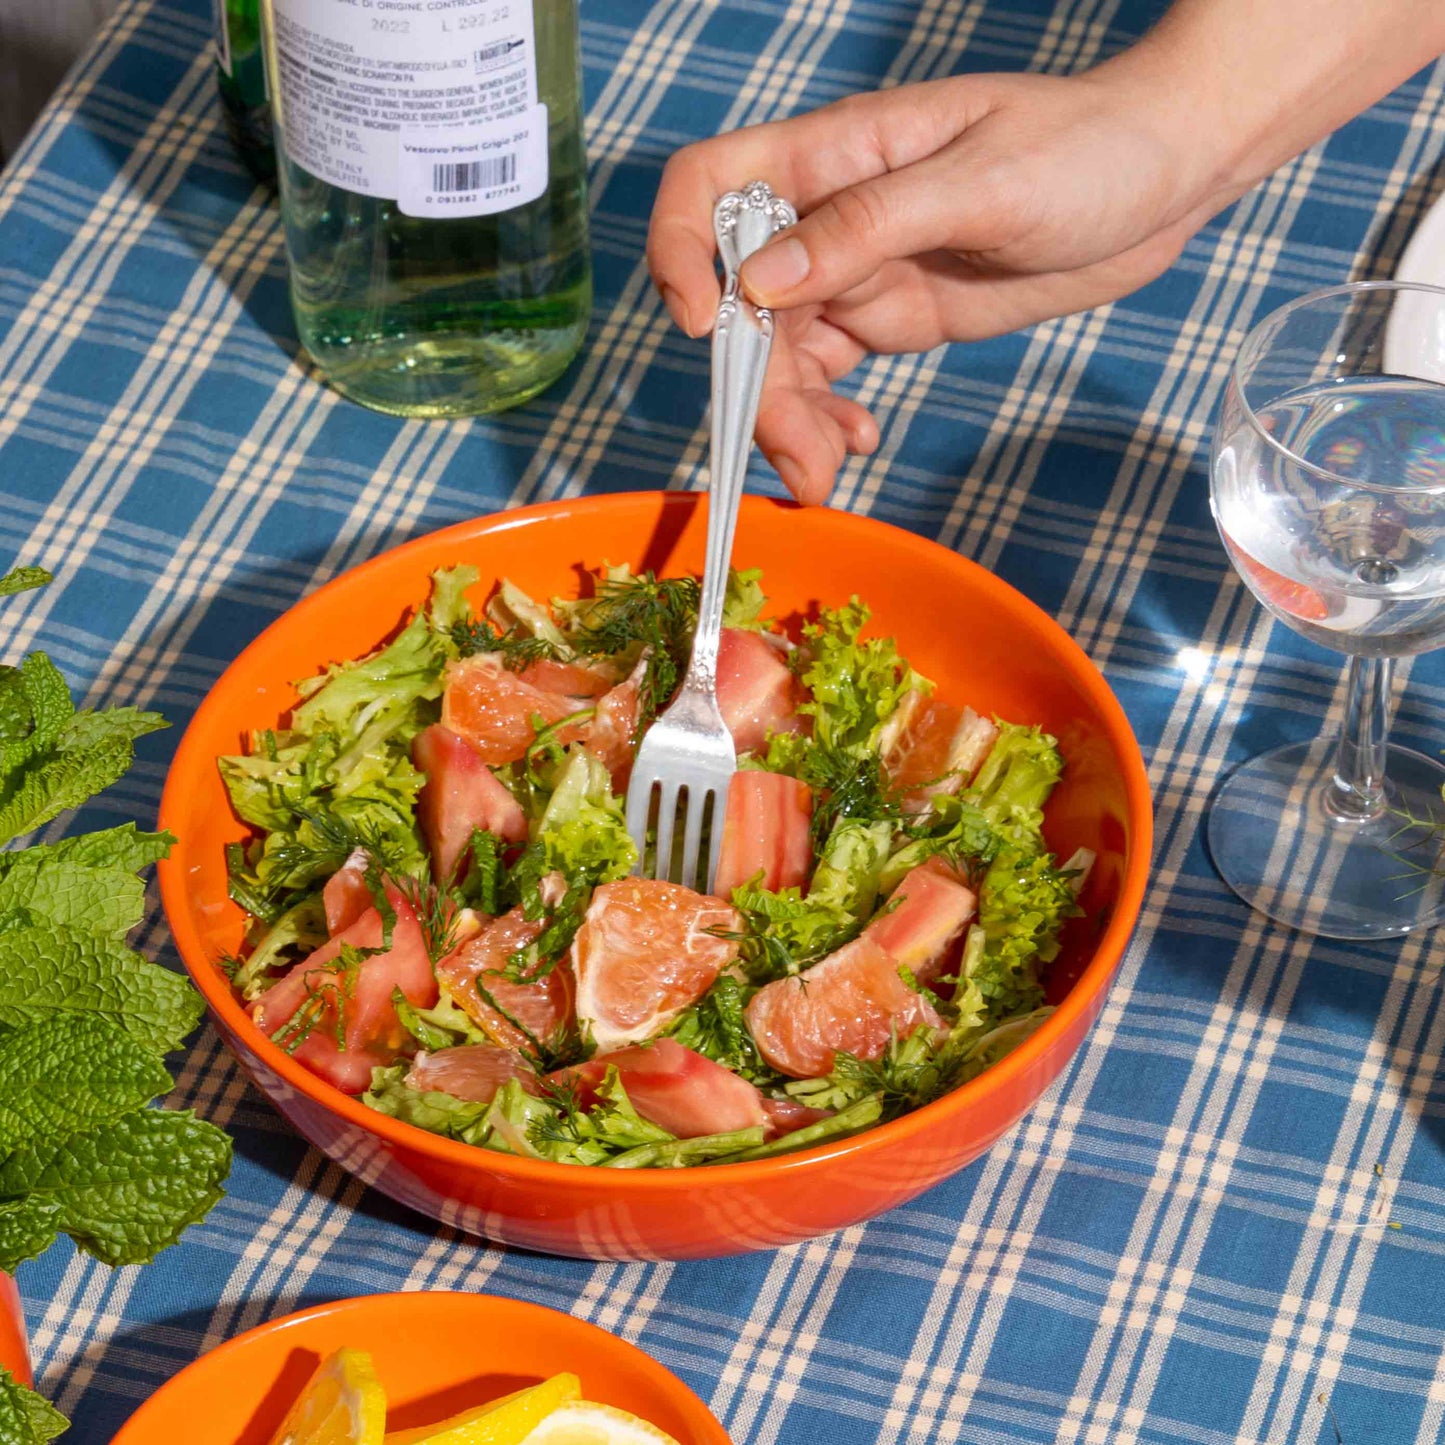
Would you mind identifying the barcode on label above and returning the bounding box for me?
[475,41,514,63]
[431,155,517,193]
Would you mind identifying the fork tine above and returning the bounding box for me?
[680,787,710,893]
[626,774,656,868]
[704,788,725,895]
[653,781,681,883]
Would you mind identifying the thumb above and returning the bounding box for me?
[738,157,960,308]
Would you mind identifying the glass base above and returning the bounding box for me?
[1207,739,1445,939]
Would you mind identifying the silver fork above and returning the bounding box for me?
[625,180,798,892]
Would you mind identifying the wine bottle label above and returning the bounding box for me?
[396,103,548,217]
[270,0,545,210]
[214,0,233,75]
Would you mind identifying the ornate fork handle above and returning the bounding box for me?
[681,181,798,695]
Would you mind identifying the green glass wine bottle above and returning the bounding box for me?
[258,0,592,419]
[214,0,275,182]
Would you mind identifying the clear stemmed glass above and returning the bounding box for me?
[1208,281,1445,940]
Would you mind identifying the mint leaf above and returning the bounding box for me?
[0,567,52,598]
[0,705,166,847]
[0,826,173,877]
[0,859,144,940]
[0,926,203,1054]
[0,1017,172,1154]
[0,1366,67,1445]
[55,708,166,754]
[0,1109,231,1268]
[0,737,130,847]
[0,1199,62,1277]
[0,673,28,748]
[0,655,72,782]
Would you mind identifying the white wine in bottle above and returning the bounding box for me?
[260,0,591,418]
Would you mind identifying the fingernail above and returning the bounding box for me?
[774,454,807,499]
[741,237,810,301]
[660,284,695,337]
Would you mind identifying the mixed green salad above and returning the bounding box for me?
[218,565,1089,1168]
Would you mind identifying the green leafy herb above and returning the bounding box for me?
[718,1094,885,1162]
[0,926,203,1055]
[363,1063,495,1145]
[525,1068,675,1166]
[0,1016,172,1154]
[0,565,53,598]
[0,567,228,1445]
[821,991,1053,1123]
[229,896,328,1002]
[0,1367,67,1445]
[667,976,776,1086]
[269,943,366,1054]
[719,884,855,984]
[556,571,700,724]
[790,599,923,759]
[881,794,999,894]
[0,1109,231,1270]
[457,828,505,915]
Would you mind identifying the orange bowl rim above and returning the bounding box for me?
[110,1289,730,1444]
[158,492,1153,1188]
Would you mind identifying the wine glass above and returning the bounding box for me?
[1208,281,1445,940]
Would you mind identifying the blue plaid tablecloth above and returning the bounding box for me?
[3,0,1445,1440]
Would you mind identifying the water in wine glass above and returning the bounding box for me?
[1213,375,1445,655]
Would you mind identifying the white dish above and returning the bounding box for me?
[1383,188,1445,382]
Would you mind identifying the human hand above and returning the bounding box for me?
[647,65,1232,502]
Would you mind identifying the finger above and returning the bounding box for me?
[739,150,969,311]
[756,388,848,505]
[647,84,969,335]
[813,391,879,455]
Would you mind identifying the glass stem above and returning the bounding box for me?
[1327,655,1393,822]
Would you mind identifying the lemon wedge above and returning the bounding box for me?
[515,1402,683,1445]
[268,1348,388,1445]
[385,1373,581,1445]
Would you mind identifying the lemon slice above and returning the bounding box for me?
[516,1402,683,1445]
[268,1348,388,1445]
[385,1373,581,1445]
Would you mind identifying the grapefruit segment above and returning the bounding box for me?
[570,879,741,1051]
[414,723,527,882]
[744,935,943,1079]
[405,1045,539,1104]
[862,863,976,984]
[251,886,437,1094]
[517,659,615,698]
[584,655,646,790]
[323,848,373,936]
[442,655,591,766]
[437,905,575,1051]
[716,628,803,756]
[761,1096,833,1139]
[884,694,997,811]
[555,1038,765,1138]
[713,770,813,899]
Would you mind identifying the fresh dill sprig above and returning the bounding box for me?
[566,574,701,724]
[391,866,462,963]
[449,615,559,670]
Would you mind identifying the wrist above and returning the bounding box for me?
[1082,33,1265,224]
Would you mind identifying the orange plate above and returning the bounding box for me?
[0,1274,30,1386]
[158,492,1153,1260]
[110,1291,730,1445]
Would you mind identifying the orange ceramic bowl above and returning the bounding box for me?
[159,492,1152,1260]
[110,1291,730,1445]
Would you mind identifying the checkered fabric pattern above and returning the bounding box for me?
[2,0,1444,1439]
